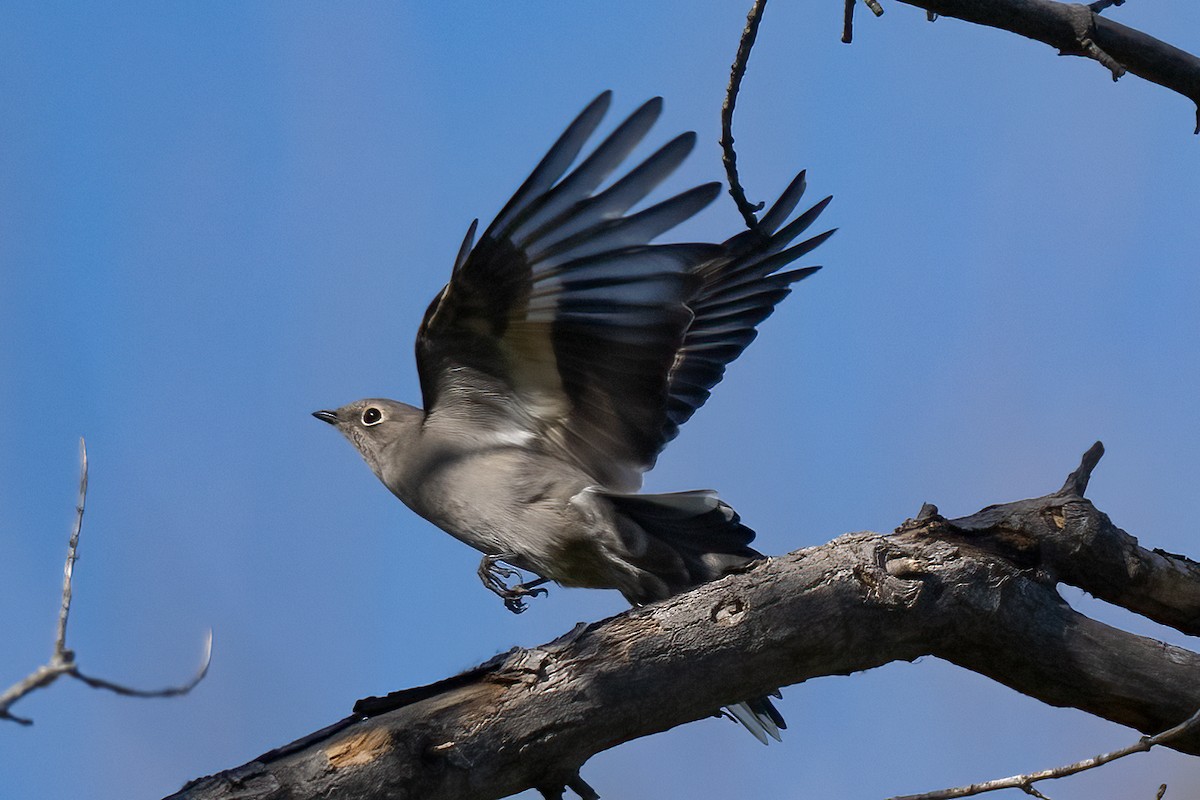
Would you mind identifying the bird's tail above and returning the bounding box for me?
[728,696,787,744]
[601,489,787,743]
[603,489,759,585]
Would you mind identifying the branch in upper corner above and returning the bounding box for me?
[889,705,1200,800]
[0,438,212,725]
[888,0,1200,132]
[721,0,769,232]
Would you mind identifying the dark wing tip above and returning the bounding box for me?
[758,170,808,234]
[453,219,480,274]
[790,264,822,280]
[589,89,614,110]
[695,181,723,206]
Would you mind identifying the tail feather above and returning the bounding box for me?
[601,489,788,743]
[728,699,785,744]
[603,489,758,566]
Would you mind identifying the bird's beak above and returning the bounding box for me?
[312,410,340,425]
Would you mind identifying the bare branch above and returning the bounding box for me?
[889,706,1200,800]
[1,439,212,725]
[165,446,1200,800]
[0,662,73,726]
[904,443,1200,636]
[721,0,769,232]
[882,0,1200,132]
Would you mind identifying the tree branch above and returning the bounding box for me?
[901,442,1200,636]
[877,0,1200,132]
[1,438,213,726]
[890,705,1200,800]
[165,445,1200,800]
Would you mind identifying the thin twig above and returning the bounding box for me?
[71,629,212,698]
[55,437,87,658]
[889,706,1200,800]
[0,439,212,725]
[1088,0,1125,13]
[721,0,769,232]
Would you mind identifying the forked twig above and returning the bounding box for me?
[0,438,212,725]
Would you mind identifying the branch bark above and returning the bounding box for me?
[165,445,1200,800]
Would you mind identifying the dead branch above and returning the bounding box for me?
[866,0,1200,133]
[1,438,212,725]
[164,444,1200,800]
[890,705,1200,799]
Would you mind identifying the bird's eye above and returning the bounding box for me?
[362,407,383,426]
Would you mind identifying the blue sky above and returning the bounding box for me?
[2,3,1198,798]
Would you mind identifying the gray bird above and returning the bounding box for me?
[315,92,832,743]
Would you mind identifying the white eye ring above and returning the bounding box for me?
[362,407,383,426]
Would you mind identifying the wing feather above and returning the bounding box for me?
[660,177,836,443]
[414,95,835,489]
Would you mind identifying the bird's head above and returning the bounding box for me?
[312,398,423,484]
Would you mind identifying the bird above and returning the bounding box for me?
[314,91,833,743]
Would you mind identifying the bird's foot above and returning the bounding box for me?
[477,554,550,614]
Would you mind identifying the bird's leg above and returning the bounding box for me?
[476,554,550,614]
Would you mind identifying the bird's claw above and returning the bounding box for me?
[502,584,549,614]
[477,555,549,614]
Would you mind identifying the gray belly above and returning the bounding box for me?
[404,445,606,576]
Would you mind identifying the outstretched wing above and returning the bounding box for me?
[662,171,835,444]
[416,92,723,490]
